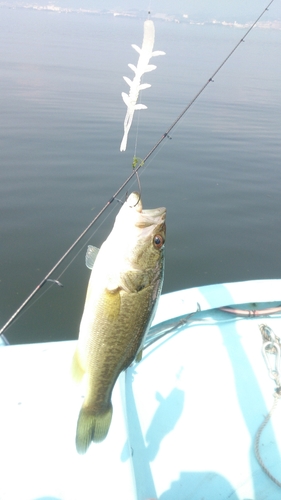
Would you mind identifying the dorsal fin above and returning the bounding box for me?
[85,245,99,270]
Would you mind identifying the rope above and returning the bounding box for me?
[254,392,281,488]
[0,0,275,337]
[255,324,281,487]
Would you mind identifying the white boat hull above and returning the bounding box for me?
[0,279,281,499]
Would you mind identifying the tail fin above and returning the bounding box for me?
[75,404,113,454]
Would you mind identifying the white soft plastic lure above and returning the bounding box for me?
[120,20,165,152]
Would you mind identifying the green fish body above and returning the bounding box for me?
[73,192,166,454]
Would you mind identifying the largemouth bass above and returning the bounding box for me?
[72,192,166,454]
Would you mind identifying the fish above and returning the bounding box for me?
[120,20,165,151]
[72,192,166,454]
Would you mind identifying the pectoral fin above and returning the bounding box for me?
[85,245,99,270]
[103,288,121,322]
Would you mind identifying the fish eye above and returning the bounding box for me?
[153,234,164,249]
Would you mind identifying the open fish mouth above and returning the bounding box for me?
[125,191,166,219]
[142,206,166,218]
[136,207,166,228]
[121,193,166,236]
[114,192,166,235]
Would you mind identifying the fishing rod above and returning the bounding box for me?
[0,0,275,337]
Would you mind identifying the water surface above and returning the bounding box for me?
[0,8,280,343]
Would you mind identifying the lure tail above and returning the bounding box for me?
[75,404,113,454]
[120,19,165,152]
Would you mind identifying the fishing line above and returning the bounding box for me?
[0,0,275,338]
[57,168,142,275]
[0,178,142,336]
[0,196,124,336]
[133,113,140,159]
[55,199,121,281]
[138,0,275,166]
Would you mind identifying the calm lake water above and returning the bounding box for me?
[0,7,281,344]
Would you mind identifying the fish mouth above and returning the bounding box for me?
[114,192,166,239]
[136,207,166,228]
[125,192,166,227]
[142,207,166,218]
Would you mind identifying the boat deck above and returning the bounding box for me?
[1,279,281,499]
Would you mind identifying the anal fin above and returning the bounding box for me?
[71,348,85,383]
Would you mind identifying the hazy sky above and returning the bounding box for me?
[93,0,276,17]
[5,0,279,21]
[85,0,276,19]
